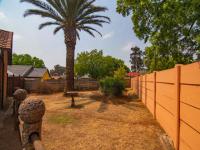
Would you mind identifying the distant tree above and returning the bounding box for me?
[144,46,194,72]
[197,50,200,61]
[130,46,143,72]
[12,53,45,68]
[50,65,65,76]
[75,49,130,80]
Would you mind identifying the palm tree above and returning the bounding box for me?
[20,0,110,91]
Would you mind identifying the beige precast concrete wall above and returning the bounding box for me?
[131,62,200,150]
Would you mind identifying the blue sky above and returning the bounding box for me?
[0,0,146,69]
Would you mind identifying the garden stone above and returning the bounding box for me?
[18,99,45,150]
[13,89,27,102]
[13,89,27,130]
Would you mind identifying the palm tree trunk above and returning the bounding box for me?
[64,28,76,91]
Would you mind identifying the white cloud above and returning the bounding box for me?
[14,34,22,41]
[122,42,134,52]
[0,11,6,20]
[102,32,114,39]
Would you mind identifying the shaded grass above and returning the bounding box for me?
[48,113,75,125]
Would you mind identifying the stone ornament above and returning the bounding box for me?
[19,99,45,124]
[13,89,27,130]
[13,89,27,102]
[18,99,45,149]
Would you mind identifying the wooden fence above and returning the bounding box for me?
[7,75,24,96]
[25,78,131,93]
[24,78,100,92]
[131,62,200,150]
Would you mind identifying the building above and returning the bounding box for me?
[8,65,51,81]
[0,29,13,109]
[127,72,140,78]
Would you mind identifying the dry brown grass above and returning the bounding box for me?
[29,90,165,150]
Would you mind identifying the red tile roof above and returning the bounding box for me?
[0,29,13,49]
[127,72,140,77]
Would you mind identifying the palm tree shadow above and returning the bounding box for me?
[65,98,97,109]
[55,97,89,105]
[97,101,108,113]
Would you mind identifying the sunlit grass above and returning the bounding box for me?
[48,113,74,125]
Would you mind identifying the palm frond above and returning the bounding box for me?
[77,6,108,21]
[51,0,68,19]
[53,25,63,34]
[78,19,110,27]
[81,28,95,37]
[20,0,58,17]
[76,30,80,40]
[21,0,110,38]
[77,15,110,22]
[39,21,60,30]
[23,9,62,22]
[78,26,102,36]
[76,0,95,17]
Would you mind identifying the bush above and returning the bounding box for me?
[36,82,53,94]
[99,77,125,96]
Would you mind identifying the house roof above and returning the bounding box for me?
[8,65,33,76]
[27,68,48,78]
[7,70,14,76]
[0,29,13,49]
[8,65,50,78]
[127,72,140,77]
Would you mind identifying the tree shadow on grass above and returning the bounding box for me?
[65,99,97,109]
[97,101,108,113]
[90,92,139,104]
[89,92,143,112]
[62,91,142,112]
[55,97,89,105]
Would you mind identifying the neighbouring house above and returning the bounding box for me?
[8,65,51,81]
[51,73,65,80]
[0,29,13,109]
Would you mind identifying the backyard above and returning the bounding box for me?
[29,90,165,150]
[0,0,199,149]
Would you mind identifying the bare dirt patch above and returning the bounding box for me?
[29,90,165,150]
[0,101,21,150]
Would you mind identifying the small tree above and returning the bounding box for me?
[114,66,126,79]
[50,65,65,76]
[130,46,143,72]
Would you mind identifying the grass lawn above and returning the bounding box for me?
[29,90,165,150]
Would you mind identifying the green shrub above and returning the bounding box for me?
[114,66,126,79]
[100,77,125,96]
